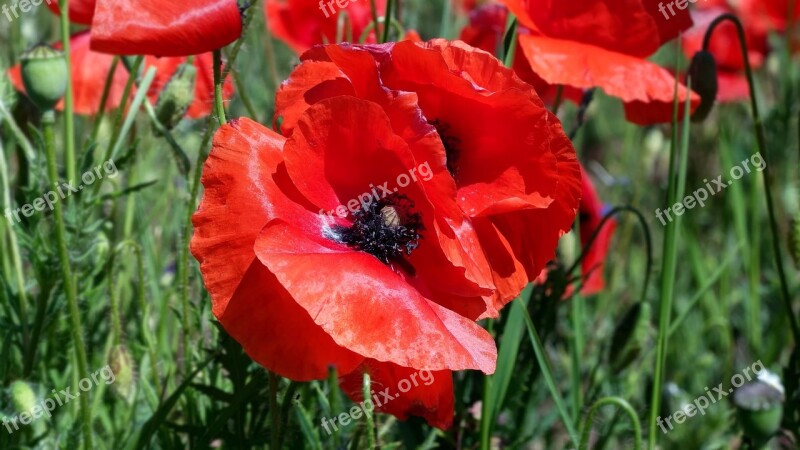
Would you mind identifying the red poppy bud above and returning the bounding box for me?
[688,50,719,123]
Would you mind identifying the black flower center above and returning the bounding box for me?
[329,194,424,265]
[428,119,461,178]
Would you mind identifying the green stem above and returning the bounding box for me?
[517,297,580,446]
[579,397,642,450]
[0,136,30,368]
[270,372,282,449]
[0,98,36,163]
[43,110,93,449]
[363,371,376,449]
[647,76,693,450]
[382,0,395,43]
[479,321,494,450]
[58,0,77,183]
[703,13,800,343]
[90,56,120,143]
[213,50,227,125]
[370,0,381,40]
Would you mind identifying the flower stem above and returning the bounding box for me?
[382,0,395,43]
[42,109,93,450]
[579,397,642,450]
[363,371,376,449]
[58,0,77,183]
[213,50,227,126]
[703,13,800,343]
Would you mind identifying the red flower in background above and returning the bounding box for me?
[89,0,242,57]
[46,0,96,25]
[7,32,128,115]
[265,0,385,53]
[578,168,616,296]
[494,0,700,125]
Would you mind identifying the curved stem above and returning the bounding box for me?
[43,110,93,450]
[579,397,642,450]
[58,0,76,183]
[90,56,120,143]
[703,13,800,343]
[566,206,653,305]
[363,371,376,449]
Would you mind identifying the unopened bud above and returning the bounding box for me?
[155,62,197,130]
[109,345,136,403]
[687,50,718,123]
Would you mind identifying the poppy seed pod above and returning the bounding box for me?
[734,373,784,444]
[19,45,68,112]
[688,50,719,123]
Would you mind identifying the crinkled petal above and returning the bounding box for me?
[517,34,700,125]
[90,0,242,57]
[339,361,454,429]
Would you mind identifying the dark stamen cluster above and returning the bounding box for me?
[428,119,461,178]
[330,195,424,264]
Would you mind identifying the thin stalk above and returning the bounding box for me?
[363,371,376,449]
[42,109,93,449]
[579,397,642,450]
[703,14,800,343]
[58,0,77,182]
[270,372,282,449]
[90,56,120,143]
[0,137,30,367]
[382,0,396,43]
[569,297,585,421]
[479,321,494,450]
[647,76,693,450]
[213,50,227,126]
[517,297,580,446]
[370,0,381,40]
[0,98,36,163]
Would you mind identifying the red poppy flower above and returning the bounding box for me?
[46,0,96,25]
[275,40,581,314]
[741,0,800,33]
[89,0,242,57]
[191,108,497,427]
[145,53,235,119]
[265,0,385,54]
[496,0,700,125]
[577,168,616,295]
[8,32,129,115]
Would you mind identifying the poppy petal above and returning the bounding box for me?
[253,220,497,373]
[517,34,700,125]
[218,261,365,381]
[90,0,242,57]
[339,361,455,429]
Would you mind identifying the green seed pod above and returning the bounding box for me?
[734,373,784,445]
[20,45,68,112]
[109,345,136,403]
[687,50,718,123]
[789,213,800,269]
[155,63,197,130]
